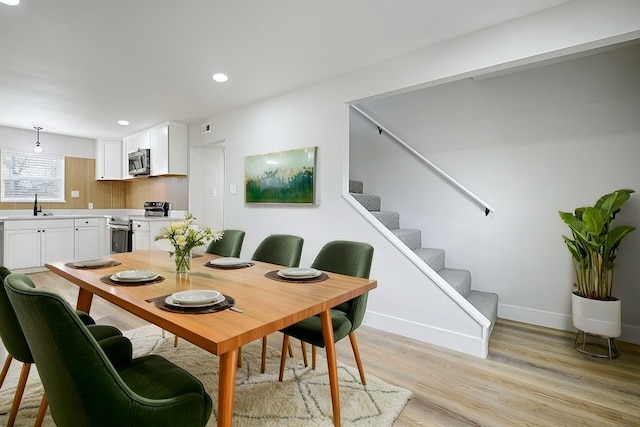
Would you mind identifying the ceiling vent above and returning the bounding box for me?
[201,123,212,134]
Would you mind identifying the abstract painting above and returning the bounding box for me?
[245,146,316,204]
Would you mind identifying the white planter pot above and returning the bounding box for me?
[571,292,621,338]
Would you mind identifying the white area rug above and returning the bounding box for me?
[0,325,411,426]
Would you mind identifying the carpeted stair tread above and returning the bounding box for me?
[414,248,445,272]
[391,228,421,250]
[372,211,400,229]
[349,180,364,194]
[466,290,499,333]
[351,193,380,212]
[439,268,472,298]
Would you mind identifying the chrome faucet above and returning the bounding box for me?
[33,194,42,216]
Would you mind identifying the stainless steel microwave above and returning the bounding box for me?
[128,148,150,176]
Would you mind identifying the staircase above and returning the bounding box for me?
[349,180,499,335]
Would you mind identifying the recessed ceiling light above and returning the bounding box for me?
[212,73,228,83]
[117,120,130,126]
[0,0,20,5]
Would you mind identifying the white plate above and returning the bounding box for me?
[73,258,114,267]
[171,289,221,305]
[115,270,157,280]
[277,268,322,279]
[165,294,225,308]
[110,273,158,283]
[208,257,253,266]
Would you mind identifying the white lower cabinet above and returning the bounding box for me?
[2,219,74,269]
[74,218,100,261]
[132,219,174,252]
[132,220,150,251]
[1,217,109,270]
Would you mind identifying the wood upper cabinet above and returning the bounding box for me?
[150,122,187,176]
[95,139,123,180]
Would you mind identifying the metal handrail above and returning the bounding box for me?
[351,105,495,215]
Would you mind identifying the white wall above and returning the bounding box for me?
[187,125,225,232]
[187,1,640,354]
[0,125,95,158]
[351,43,640,343]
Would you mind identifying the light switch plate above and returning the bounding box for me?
[229,184,237,195]
[71,190,79,198]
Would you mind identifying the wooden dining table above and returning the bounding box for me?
[46,250,377,427]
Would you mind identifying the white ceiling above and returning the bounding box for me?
[0,0,570,140]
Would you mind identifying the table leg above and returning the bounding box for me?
[319,309,340,426]
[75,288,94,313]
[217,348,238,427]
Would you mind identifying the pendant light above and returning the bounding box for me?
[34,126,42,153]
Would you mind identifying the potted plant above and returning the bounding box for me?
[559,189,636,349]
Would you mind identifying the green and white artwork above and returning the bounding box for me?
[245,146,316,204]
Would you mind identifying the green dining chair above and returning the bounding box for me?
[5,273,212,427]
[251,234,304,268]
[0,269,127,427]
[205,229,246,257]
[278,240,374,384]
[252,234,304,372]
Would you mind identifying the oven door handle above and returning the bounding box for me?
[108,225,131,231]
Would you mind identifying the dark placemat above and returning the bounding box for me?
[265,270,329,283]
[100,274,165,287]
[204,262,254,270]
[65,260,121,269]
[147,294,235,314]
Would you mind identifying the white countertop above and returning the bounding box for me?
[0,214,111,221]
[129,216,177,222]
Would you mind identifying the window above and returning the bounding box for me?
[1,150,65,202]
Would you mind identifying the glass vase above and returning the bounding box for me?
[174,250,191,277]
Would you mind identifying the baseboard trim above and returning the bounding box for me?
[364,311,488,358]
[498,303,640,345]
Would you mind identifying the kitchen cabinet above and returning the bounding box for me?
[95,139,123,180]
[132,219,175,252]
[150,122,187,176]
[120,121,187,179]
[74,218,100,261]
[2,219,74,269]
[131,220,150,251]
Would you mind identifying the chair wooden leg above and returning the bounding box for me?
[261,337,268,373]
[173,335,179,347]
[8,363,31,427]
[287,342,293,357]
[0,354,13,388]
[312,345,316,370]
[300,341,308,367]
[35,394,48,427]
[237,346,242,368]
[279,334,290,381]
[349,332,366,384]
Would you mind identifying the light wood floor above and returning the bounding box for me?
[6,271,640,426]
